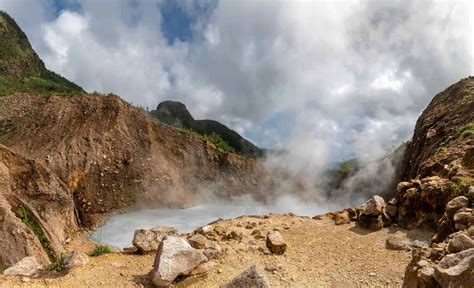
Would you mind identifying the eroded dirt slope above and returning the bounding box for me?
[0,93,280,228]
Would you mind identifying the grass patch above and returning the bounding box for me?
[0,261,7,273]
[88,245,112,257]
[180,127,237,154]
[0,72,83,97]
[15,205,56,261]
[47,253,68,272]
[452,177,474,197]
[459,122,474,140]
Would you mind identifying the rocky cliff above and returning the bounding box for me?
[395,77,473,234]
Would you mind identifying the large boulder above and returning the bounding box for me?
[221,265,270,288]
[447,233,474,253]
[434,248,474,287]
[361,195,386,216]
[151,236,207,287]
[266,230,287,255]
[132,226,177,253]
[3,256,42,276]
[445,196,469,215]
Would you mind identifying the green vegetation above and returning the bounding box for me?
[180,127,237,154]
[452,177,474,197]
[0,71,84,96]
[459,122,474,140]
[47,252,68,272]
[15,205,56,261]
[89,245,112,257]
[0,261,6,273]
[0,11,84,96]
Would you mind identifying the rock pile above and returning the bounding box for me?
[402,190,474,287]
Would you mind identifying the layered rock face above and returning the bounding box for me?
[0,145,77,267]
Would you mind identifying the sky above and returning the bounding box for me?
[1,0,473,163]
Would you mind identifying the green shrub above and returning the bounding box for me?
[179,127,236,154]
[15,205,55,261]
[89,245,112,257]
[460,122,474,140]
[47,253,68,272]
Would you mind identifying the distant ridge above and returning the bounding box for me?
[151,100,263,158]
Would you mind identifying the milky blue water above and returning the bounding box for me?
[90,197,338,249]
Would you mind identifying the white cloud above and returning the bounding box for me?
[1,0,473,163]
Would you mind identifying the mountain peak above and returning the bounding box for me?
[0,11,83,95]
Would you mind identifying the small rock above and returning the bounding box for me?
[467,186,474,202]
[3,257,42,276]
[64,251,88,269]
[151,236,207,287]
[225,231,243,241]
[221,265,270,288]
[188,234,208,249]
[335,211,351,225]
[445,196,469,215]
[203,242,222,260]
[251,229,265,239]
[453,208,473,230]
[447,233,474,253]
[266,230,287,255]
[397,182,413,194]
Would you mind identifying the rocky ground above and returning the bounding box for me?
[0,214,431,287]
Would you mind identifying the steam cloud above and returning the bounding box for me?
[1,0,472,208]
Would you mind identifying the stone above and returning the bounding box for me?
[361,195,386,216]
[224,231,243,241]
[447,233,474,253]
[266,230,287,255]
[334,210,351,225]
[221,265,270,288]
[434,248,474,287]
[358,214,384,231]
[385,198,398,219]
[203,242,222,260]
[453,208,473,231]
[385,232,429,251]
[3,257,42,277]
[467,186,474,202]
[397,182,413,194]
[251,229,265,239]
[417,266,436,287]
[188,234,208,249]
[445,196,469,215]
[64,251,88,269]
[132,225,177,253]
[151,236,208,287]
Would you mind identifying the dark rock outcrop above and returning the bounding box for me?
[151,100,263,158]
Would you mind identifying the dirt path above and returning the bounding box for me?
[0,214,431,287]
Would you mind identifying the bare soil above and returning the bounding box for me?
[0,214,432,287]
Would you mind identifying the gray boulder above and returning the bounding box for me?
[132,226,177,253]
[151,236,207,287]
[434,248,474,287]
[3,256,42,276]
[445,196,469,215]
[361,195,386,216]
[447,233,474,253]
